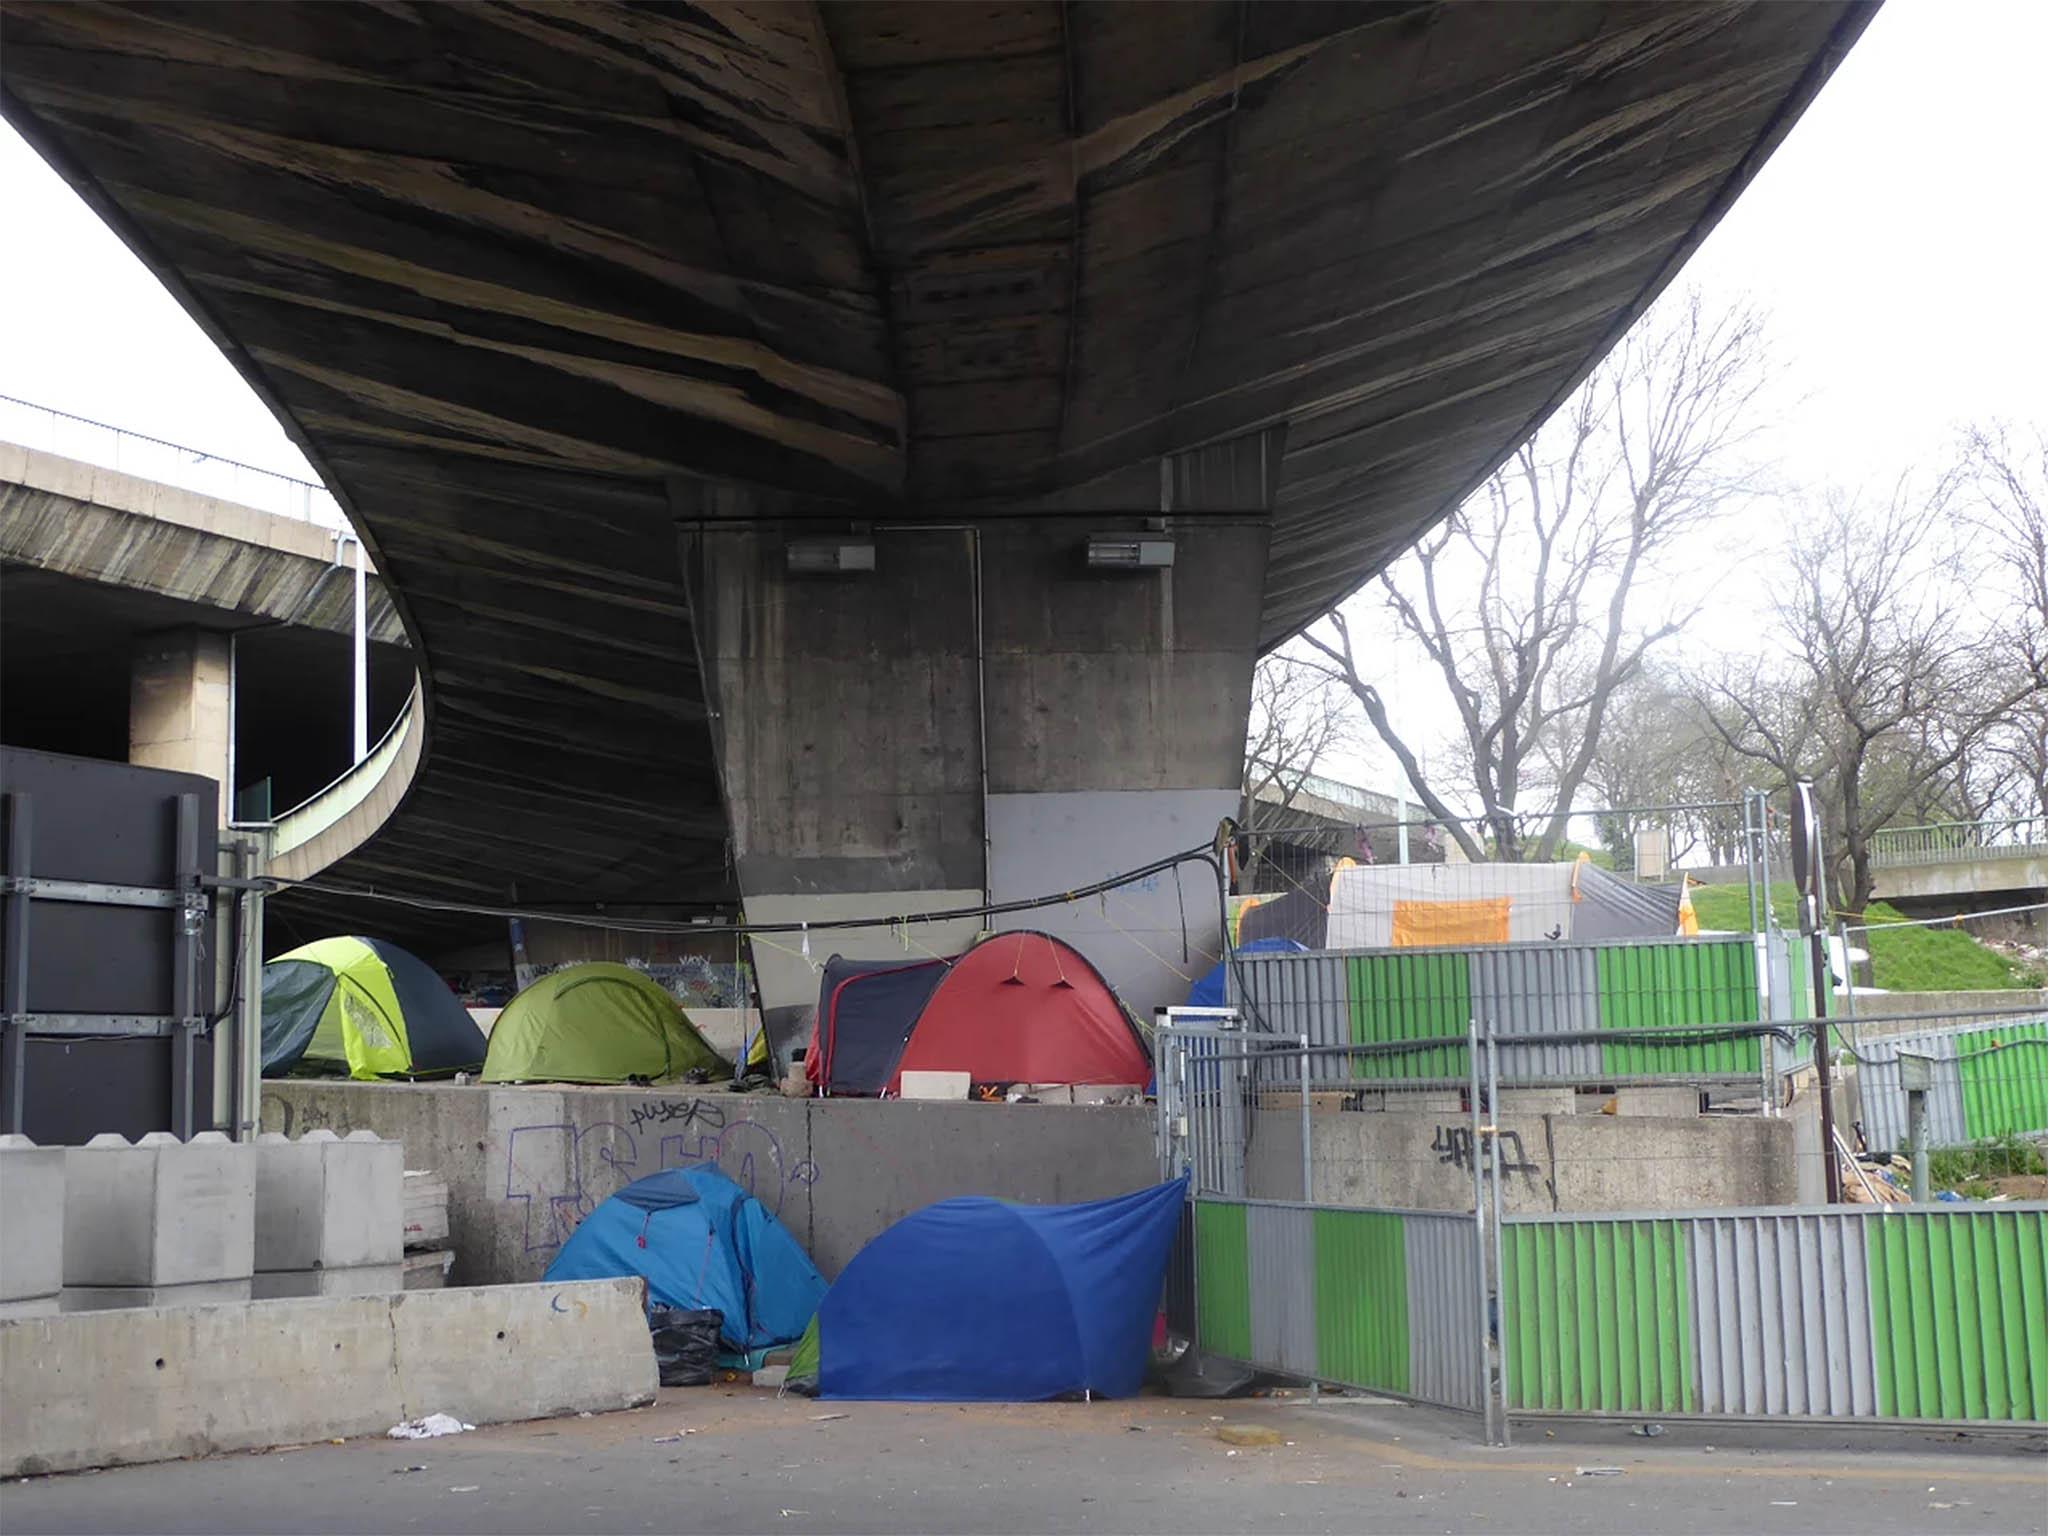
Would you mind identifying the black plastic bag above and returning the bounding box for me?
[649,1307,723,1387]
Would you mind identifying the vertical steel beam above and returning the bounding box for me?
[170,792,201,1140]
[1,793,30,1135]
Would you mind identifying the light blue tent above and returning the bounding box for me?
[543,1165,825,1355]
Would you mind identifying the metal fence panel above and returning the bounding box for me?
[1689,1212,1874,1416]
[1865,1206,2048,1421]
[1230,951,1349,1052]
[1596,939,1761,1077]
[1405,1213,1485,1411]
[1247,1203,1318,1380]
[1349,951,1471,1081]
[1957,1019,2048,1141]
[1858,1029,1969,1153]
[1502,1217,1697,1413]
[1470,946,1600,1082]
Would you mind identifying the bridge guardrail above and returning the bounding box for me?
[1867,816,2048,870]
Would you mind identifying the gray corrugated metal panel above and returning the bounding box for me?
[1689,1212,1875,1417]
[1404,1213,1485,1412]
[1470,946,1601,1082]
[1231,951,1349,1052]
[1858,1030,1968,1152]
[1247,1202,1319,1380]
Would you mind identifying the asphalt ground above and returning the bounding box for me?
[4,1387,2044,1535]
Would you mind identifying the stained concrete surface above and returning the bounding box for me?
[4,1389,2042,1536]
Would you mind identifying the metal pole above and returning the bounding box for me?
[1468,1019,1494,1445]
[1485,1023,1511,1447]
[1908,1088,1929,1203]
[1298,1033,1313,1204]
[171,793,202,1140]
[1397,794,1410,865]
[351,536,368,764]
[1809,928,1842,1204]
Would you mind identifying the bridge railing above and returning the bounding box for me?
[1866,816,2048,869]
[0,394,349,532]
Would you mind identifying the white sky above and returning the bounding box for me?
[1,0,2042,804]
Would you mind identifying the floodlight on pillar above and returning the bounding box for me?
[1084,535,1175,570]
[785,538,876,575]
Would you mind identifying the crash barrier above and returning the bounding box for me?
[1855,1017,2048,1154]
[1501,1205,2048,1422]
[1163,1022,2048,1438]
[1193,1198,1484,1411]
[1226,934,1818,1093]
[0,1277,657,1475]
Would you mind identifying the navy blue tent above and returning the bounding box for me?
[1185,937,1308,1009]
[792,1178,1187,1401]
[542,1165,825,1355]
[803,955,950,1093]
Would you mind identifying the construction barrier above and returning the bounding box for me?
[1856,1017,2048,1153]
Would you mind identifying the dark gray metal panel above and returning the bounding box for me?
[1406,1213,1485,1412]
[1230,951,1348,1053]
[1689,1212,1874,1417]
[1469,946,1601,1082]
[1248,1202,1318,1380]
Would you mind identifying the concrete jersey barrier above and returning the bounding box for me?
[0,1277,655,1476]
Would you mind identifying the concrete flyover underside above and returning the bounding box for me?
[0,2,1874,964]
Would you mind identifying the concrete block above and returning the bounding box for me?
[402,1250,454,1290]
[1499,1089,1577,1115]
[0,1135,65,1302]
[0,1278,656,1477]
[0,1296,61,1320]
[63,1132,254,1287]
[900,1070,970,1100]
[62,1279,253,1312]
[388,1280,656,1430]
[254,1130,403,1272]
[1610,1087,1704,1119]
[252,1265,404,1300]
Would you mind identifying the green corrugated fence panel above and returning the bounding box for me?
[1313,1208,1409,1394]
[1957,1021,2048,1141]
[1596,940,1760,1077]
[1503,1220,1696,1413]
[1194,1201,1252,1363]
[1347,952,1470,1080]
[1865,1208,2048,1421]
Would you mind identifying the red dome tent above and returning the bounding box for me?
[803,932,1149,1096]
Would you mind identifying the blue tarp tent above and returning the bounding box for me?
[799,1178,1187,1401]
[542,1165,825,1355]
[1185,937,1306,1009]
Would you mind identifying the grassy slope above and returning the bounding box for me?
[1687,881,2045,992]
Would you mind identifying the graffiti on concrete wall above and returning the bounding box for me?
[1430,1123,1542,1178]
[502,1100,819,1253]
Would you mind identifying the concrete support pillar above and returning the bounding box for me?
[689,467,1271,1019]
[129,628,230,823]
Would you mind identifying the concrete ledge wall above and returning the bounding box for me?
[1246,1108,1798,1214]
[0,1277,654,1477]
[262,1083,1160,1283]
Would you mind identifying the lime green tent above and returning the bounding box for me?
[483,963,732,1084]
[262,936,487,1081]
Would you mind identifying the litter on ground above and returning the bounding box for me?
[387,1415,473,1440]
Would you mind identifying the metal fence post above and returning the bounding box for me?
[1467,1018,1496,1444]
[1,793,29,1135]
[1298,1033,1313,1203]
[1485,1019,1512,1446]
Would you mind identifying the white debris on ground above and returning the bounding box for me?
[387,1414,474,1440]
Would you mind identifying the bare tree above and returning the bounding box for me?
[1692,481,2039,913]
[1238,651,1353,891]
[1954,422,2048,818]
[1304,290,1770,861]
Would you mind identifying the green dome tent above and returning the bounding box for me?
[262,936,487,1081]
[483,962,732,1085]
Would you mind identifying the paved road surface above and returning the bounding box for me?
[4,1390,2043,1534]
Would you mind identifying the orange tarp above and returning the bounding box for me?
[1390,897,1511,948]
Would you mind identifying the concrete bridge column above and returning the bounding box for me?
[688,494,1270,1020]
[129,627,231,824]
